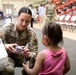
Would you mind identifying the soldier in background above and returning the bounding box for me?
[45,0,57,24]
[0,7,38,75]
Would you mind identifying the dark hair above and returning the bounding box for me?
[18,7,32,16]
[42,22,63,46]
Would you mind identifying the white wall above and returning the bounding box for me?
[0,0,45,14]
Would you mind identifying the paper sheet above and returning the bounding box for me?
[0,39,8,59]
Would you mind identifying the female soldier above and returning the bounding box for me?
[0,7,38,75]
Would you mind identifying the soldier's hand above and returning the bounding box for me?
[4,43,17,53]
[21,46,30,58]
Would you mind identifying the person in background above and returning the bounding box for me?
[13,8,18,18]
[0,7,38,75]
[29,4,37,28]
[45,0,57,24]
[34,12,40,22]
[23,22,70,75]
[38,4,46,25]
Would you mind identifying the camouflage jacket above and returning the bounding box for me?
[0,23,38,59]
[46,3,56,17]
[45,3,56,23]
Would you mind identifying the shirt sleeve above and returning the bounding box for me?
[27,27,38,57]
[0,24,10,43]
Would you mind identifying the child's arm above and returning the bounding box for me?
[23,51,45,75]
[63,52,71,74]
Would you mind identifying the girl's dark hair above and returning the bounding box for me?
[42,22,63,46]
[18,7,32,16]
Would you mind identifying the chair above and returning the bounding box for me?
[56,14,61,22]
[69,14,76,32]
[55,14,65,27]
[55,14,66,29]
[72,6,76,14]
[66,8,73,15]
[62,15,72,30]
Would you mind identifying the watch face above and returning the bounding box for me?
[15,45,23,55]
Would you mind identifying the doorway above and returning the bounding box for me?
[3,4,14,17]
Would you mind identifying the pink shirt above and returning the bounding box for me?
[38,47,66,75]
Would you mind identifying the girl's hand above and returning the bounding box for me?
[22,61,29,71]
[4,43,17,53]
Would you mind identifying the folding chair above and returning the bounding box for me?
[69,14,76,32]
[56,14,61,22]
[72,6,76,14]
[62,15,72,30]
[55,14,65,27]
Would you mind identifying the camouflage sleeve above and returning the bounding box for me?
[0,24,10,43]
[27,27,38,57]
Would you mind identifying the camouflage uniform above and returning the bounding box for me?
[45,3,56,24]
[0,23,38,75]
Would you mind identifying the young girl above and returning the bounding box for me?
[23,22,70,75]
